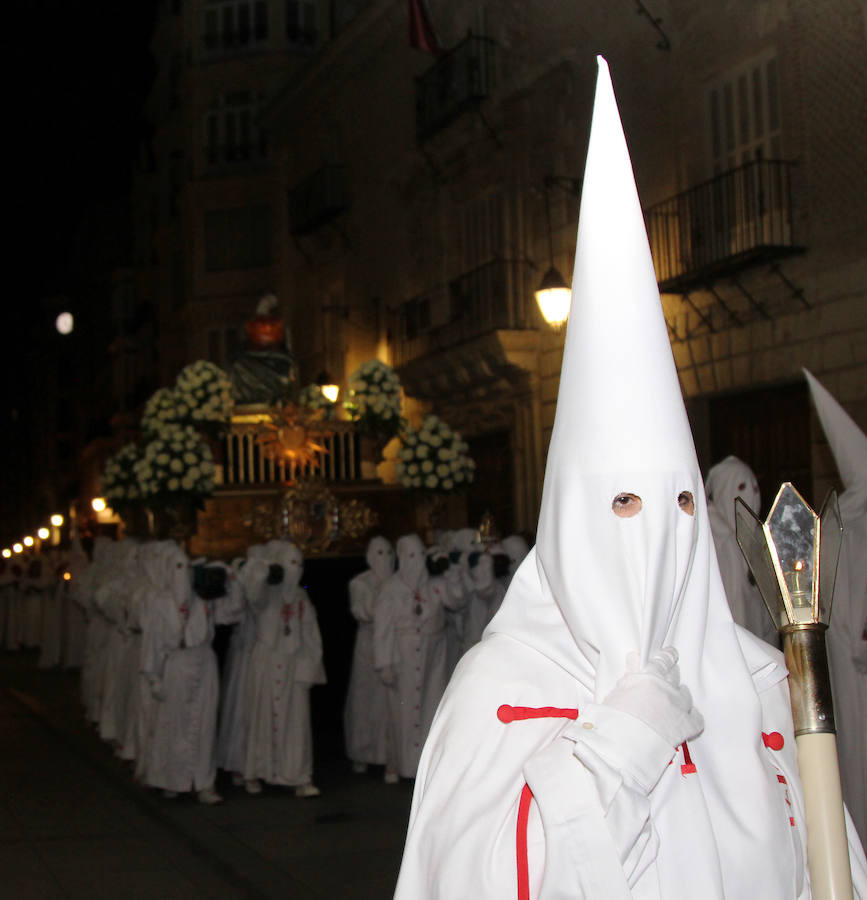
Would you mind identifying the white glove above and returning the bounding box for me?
[379,666,397,687]
[603,648,704,748]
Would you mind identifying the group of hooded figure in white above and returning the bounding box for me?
[394,59,867,898]
[66,536,325,803]
[0,543,87,667]
[343,530,530,782]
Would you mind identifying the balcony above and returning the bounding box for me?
[205,141,268,169]
[392,258,534,370]
[415,35,497,141]
[646,159,804,295]
[287,164,350,236]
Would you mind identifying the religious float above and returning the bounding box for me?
[91,296,476,560]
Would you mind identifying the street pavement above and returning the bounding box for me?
[0,650,412,899]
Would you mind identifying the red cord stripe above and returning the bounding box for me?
[517,784,533,900]
[680,740,697,775]
[497,705,579,723]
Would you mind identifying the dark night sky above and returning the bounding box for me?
[8,1,157,339]
[1,2,158,538]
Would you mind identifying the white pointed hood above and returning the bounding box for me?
[395,534,427,591]
[804,368,867,519]
[706,456,761,531]
[366,535,396,583]
[489,57,792,898]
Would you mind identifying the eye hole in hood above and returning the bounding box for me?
[612,493,641,518]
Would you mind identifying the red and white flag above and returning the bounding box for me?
[408,0,442,55]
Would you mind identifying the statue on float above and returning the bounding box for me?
[227,294,298,405]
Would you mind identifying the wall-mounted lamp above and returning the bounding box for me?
[37,527,50,540]
[2,549,11,558]
[50,514,64,527]
[13,543,23,554]
[534,175,581,330]
[23,536,34,547]
[316,371,339,404]
[91,497,107,513]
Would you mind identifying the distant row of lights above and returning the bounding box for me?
[3,515,63,557]
[1,498,115,558]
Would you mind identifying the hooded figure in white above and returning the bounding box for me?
[463,547,507,649]
[394,58,867,899]
[374,533,457,779]
[216,550,262,780]
[344,535,396,774]
[706,456,779,646]
[80,537,115,723]
[97,539,139,747]
[439,529,469,675]
[805,369,867,849]
[500,534,530,584]
[139,540,222,803]
[242,540,326,796]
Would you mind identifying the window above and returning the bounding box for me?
[401,296,431,340]
[708,50,781,174]
[205,90,267,167]
[203,0,268,53]
[451,189,510,325]
[204,206,272,271]
[171,251,186,309]
[286,0,317,46]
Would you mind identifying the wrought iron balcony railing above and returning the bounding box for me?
[287,164,350,236]
[415,35,497,140]
[392,258,533,367]
[205,141,268,167]
[645,159,804,294]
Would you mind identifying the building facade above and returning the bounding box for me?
[123,0,866,539]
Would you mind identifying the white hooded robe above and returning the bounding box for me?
[374,534,457,779]
[706,455,779,646]
[242,540,326,787]
[140,541,220,793]
[344,535,396,767]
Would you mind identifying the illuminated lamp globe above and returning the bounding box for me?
[55,312,74,335]
[13,543,23,554]
[2,549,11,558]
[37,527,50,540]
[92,497,107,513]
[50,514,64,527]
[315,371,339,404]
[534,267,572,329]
[23,536,34,547]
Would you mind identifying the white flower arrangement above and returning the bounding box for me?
[298,383,337,419]
[100,443,144,512]
[343,359,403,439]
[396,415,476,493]
[133,423,216,508]
[176,360,235,425]
[141,387,189,434]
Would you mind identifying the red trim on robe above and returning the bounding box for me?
[497,704,579,723]
[517,784,533,900]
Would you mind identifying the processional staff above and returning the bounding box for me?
[735,482,853,900]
